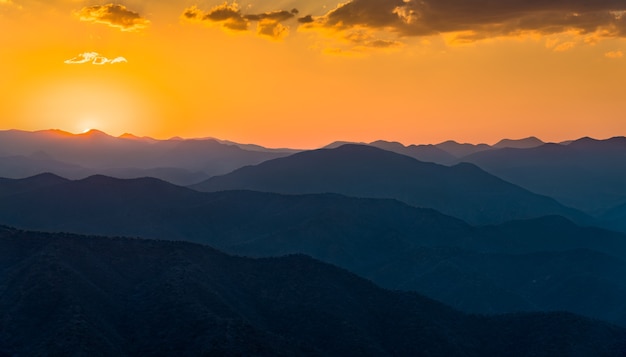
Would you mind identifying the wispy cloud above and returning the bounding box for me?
[182,3,298,40]
[64,52,128,65]
[605,50,624,58]
[75,4,150,32]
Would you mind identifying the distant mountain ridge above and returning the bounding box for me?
[493,136,544,149]
[322,137,544,164]
[459,136,626,213]
[0,129,297,185]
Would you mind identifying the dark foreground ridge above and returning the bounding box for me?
[1,227,625,356]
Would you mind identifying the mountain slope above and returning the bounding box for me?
[191,144,589,226]
[0,172,69,197]
[1,227,625,356]
[459,137,626,214]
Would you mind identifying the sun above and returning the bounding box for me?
[81,128,92,134]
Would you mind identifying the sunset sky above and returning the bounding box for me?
[1,0,625,148]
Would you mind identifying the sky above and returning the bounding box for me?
[1,0,625,148]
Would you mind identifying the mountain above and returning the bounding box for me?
[434,140,492,158]
[0,172,69,197]
[0,154,88,180]
[458,137,626,214]
[191,144,589,226]
[1,175,626,324]
[0,155,210,186]
[493,136,545,149]
[1,227,625,356]
[0,175,472,254]
[0,129,295,185]
[324,138,542,165]
[369,140,457,164]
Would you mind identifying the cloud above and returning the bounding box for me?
[303,0,626,44]
[605,50,624,58]
[64,52,128,65]
[553,41,576,52]
[182,2,297,39]
[75,4,150,32]
[298,15,314,24]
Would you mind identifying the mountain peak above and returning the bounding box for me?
[78,129,109,137]
[493,136,544,149]
[322,140,363,149]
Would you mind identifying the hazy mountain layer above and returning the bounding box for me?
[458,137,626,214]
[0,129,295,185]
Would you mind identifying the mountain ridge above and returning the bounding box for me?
[191,144,590,226]
[1,227,625,356]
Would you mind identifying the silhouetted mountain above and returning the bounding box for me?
[0,129,294,185]
[434,140,492,158]
[191,144,589,226]
[0,175,471,253]
[493,136,544,149]
[459,137,626,214]
[1,227,625,356]
[1,175,625,324]
[0,172,68,197]
[369,140,457,164]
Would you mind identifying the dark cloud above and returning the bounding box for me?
[306,0,626,41]
[244,10,295,22]
[75,4,150,32]
[204,2,248,30]
[182,3,299,39]
[257,20,289,39]
[298,15,314,24]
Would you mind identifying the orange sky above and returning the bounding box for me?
[1,0,625,148]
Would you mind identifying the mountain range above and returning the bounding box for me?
[3,129,624,220]
[191,144,589,226]
[325,136,626,216]
[2,129,626,354]
[0,129,296,185]
[1,174,625,325]
[1,227,625,356]
[459,136,626,214]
